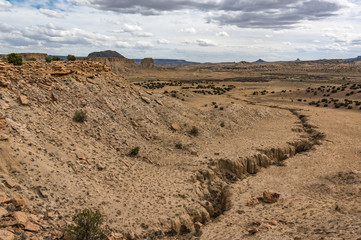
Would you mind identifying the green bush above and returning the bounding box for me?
[67,54,76,61]
[129,146,140,156]
[1,57,7,62]
[220,122,225,127]
[27,57,36,61]
[45,57,52,63]
[175,143,183,149]
[67,209,109,240]
[7,53,23,65]
[52,56,62,61]
[73,110,87,122]
[189,126,199,136]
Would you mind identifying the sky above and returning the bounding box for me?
[0,0,361,62]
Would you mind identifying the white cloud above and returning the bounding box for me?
[123,24,142,33]
[183,27,197,34]
[157,39,170,44]
[116,41,132,48]
[39,8,64,18]
[0,23,14,32]
[135,41,153,48]
[0,0,11,11]
[216,31,229,37]
[196,39,217,46]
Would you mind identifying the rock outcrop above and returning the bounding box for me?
[87,50,125,58]
[0,53,48,61]
[140,58,154,68]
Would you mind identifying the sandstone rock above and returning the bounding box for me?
[155,99,163,106]
[3,179,17,189]
[140,58,154,68]
[171,123,180,131]
[44,212,54,220]
[248,227,258,234]
[9,196,27,208]
[141,96,151,104]
[51,92,58,101]
[0,79,9,87]
[96,162,105,170]
[19,95,29,105]
[76,152,86,160]
[0,229,14,240]
[13,211,29,226]
[194,222,203,236]
[0,206,8,218]
[25,221,41,232]
[263,190,280,203]
[247,198,260,206]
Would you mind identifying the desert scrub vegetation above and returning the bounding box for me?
[67,208,109,240]
[67,54,76,61]
[73,110,87,122]
[7,53,23,66]
[52,56,62,61]
[45,57,52,63]
[175,143,183,149]
[129,146,140,156]
[189,126,199,136]
[27,57,36,61]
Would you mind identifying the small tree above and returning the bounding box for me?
[52,56,62,61]
[67,209,109,240]
[67,54,76,61]
[7,53,23,65]
[129,146,140,156]
[45,57,52,63]
[73,110,87,122]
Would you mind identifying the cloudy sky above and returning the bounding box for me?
[0,0,361,62]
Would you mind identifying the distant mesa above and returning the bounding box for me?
[295,58,301,62]
[87,50,125,58]
[255,59,266,63]
[346,56,361,61]
[140,58,154,68]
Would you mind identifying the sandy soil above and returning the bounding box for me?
[1,60,361,239]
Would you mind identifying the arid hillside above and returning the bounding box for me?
[1,59,361,240]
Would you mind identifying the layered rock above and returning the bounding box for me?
[140,58,155,68]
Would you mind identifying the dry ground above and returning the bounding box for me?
[1,60,361,239]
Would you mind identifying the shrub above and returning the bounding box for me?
[67,54,76,61]
[220,122,225,127]
[67,208,109,240]
[1,57,7,62]
[129,146,140,156]
[45,57,52,63]
[175,143,183,149]
[219,106,224,110]
[73,110,87,122]
[7,53,23,65]
[189,126,199,136]
[52,56,62,61]
[27,57,36,61]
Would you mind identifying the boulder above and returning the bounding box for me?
[263,190,280,203]
[171,123,180,131]
[19,95,29,105]
[0,229,14,240]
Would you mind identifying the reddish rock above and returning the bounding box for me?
[8,196,27,208]
[171,123,180,131]
[0,229,14,240]
[247,198,260,206]
[3,179,17,189]
[96,162,105,170]
[13,211,29,226]
[0,206,8,218]
[25,221,41,232]
[155,99,163,106]
[76,152,86,160]
[141,96,151,104]
[263,190,280,203]
[19,95,29,105]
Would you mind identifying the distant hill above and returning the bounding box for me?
[88,50,125,58]
[133,59,199,66]
[254,59,266,63]
[346,56,361,61]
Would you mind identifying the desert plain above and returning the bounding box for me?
[1,57,361,240]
